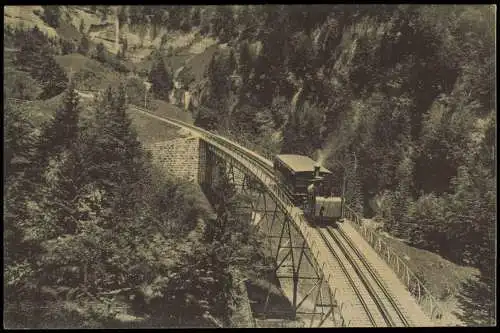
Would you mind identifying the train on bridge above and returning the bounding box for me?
[273,154,343,225]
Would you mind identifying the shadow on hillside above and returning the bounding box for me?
[245,273,295,321]
[452,274,496,326]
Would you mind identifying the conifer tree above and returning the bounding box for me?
[33,82,85,236]
[42,6,61,28]
[149,58,172,101]
[78,35,90,55]
[40,81,80,157]
[94,42,107,63]
[228,49,236,75]
[15,27,53,72]
[4,101,37,182]
[238,41,252,84]
[86,85,146,219]
[36,53,68,99]
[79,18,85,34]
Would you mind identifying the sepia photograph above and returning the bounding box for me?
[3,4,496,328]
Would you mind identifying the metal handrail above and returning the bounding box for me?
[342,205,444,322]
[9,97,438,326]
[130,105,348,327]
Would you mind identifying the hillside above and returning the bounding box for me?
[4,6,59,37]
[3,5,495,328]
[178,5,495,326]
[54,53,126,91]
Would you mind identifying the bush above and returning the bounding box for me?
[405,194,447,252]
[42,6,61,28]
[4,70,42,100]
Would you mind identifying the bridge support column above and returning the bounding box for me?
[198,141,343,327]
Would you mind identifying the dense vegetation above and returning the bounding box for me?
[4,79,268,327]
[4,10,264,325]
[4,5,495,326]
[88,4,494,324]
[153,5,494,323]
[187,4,495,275]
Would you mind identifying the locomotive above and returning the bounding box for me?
[273,154,343,225]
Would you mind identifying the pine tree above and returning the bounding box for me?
[29,47,68,99]
[61,38,75,55]
[40,81,80,156]
[94,42,107,63]
[281,109,305,154]
[191,7,201,27]
[86,85,147,219]
[15,27,52,72]
[79,18,85,34]
[44,145,86,235]
[228,49,236,75]
[149,58,172,101]
[4,101,37,185]
[78,35,90,55]
[42,6,61,28]
[31,82,86,238]
[212,6,234,42]
[206,52,231,109]
[238,41,252,83]
[118,6,128,27]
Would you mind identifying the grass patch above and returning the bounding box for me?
[128,99,193,145]
[148,99,193,124]
[377,231,479,300]
[13,92,97,128]
[127,108,182,145]
[14,94,65,126]
[55,53,126,91]
[371,226,480,325]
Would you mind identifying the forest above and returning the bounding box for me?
[190,3,495,294]
[4,82,270,327]
[4,5,496,327]
[182,5,495,323]
[4,12,268,325]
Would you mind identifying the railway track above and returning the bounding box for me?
[317,226,410,327]
[130,105,277,180]
[7,98,434,326]
[132,105,412,327]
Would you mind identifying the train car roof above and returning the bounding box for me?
[275,154,332,174]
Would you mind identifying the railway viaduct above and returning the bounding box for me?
[131,105,444,328]
[7,97,444,327]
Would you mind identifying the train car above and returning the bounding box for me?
[273,154,343,225]
[306,182,343,225]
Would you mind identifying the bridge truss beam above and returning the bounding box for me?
[199,141,345,327]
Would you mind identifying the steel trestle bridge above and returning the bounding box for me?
[7,97,444,327]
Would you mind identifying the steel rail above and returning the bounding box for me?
[130,105,349,327]
[316,228,379,326]
[7,98,433,326]
[328,226,411,327]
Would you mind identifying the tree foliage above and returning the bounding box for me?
[14,26,68,99]
[5,81,258,327]
[148,57,172,101]
[42,6,62,28]
[78,35,90,56]
[194,6,495,296]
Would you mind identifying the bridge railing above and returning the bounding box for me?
[9,99,442,325]
[148,113,349,326]
[343,205,444,322]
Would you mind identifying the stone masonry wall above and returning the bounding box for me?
[147,135,200,183]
